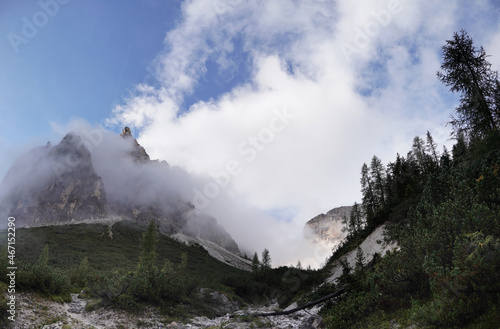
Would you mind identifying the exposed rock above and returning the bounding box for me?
[0,133,107,227]
[299,315,324,329]
[326,224,397,283]
[198,289,239,316]
[304,206,351,244]
[0,129,241,256]
[172,232,251,271]
[120,126,151,163]
[12,291,328,328]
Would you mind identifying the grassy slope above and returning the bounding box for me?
[0,220,249,288]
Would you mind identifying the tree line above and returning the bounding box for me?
[323,30,500,328]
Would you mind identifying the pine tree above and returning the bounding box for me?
[261,248,271,270]
[296,260,302,270]
[351,202,364,232]
[370,156,386,208]
[412,136,427,172]
[345,202,364,236]
[452,132,468,161]
[251,252,260,273]
[338,258,353,286]
[361,163,376,221]
[426,131,439,163]
[354,247,365,274]
[138,220,158,272]
[437,29,499,137]
[440,146,451,168]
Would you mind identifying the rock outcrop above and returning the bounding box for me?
[120,127,151,163]
[326,224,397,283]
[0,133,107,227]
[304,206,351,244]
[0,128,240,255]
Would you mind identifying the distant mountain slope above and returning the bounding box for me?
[0,133,107,226]
[304,206,351,245]
[0,220,250,279]
[0,127,240,255]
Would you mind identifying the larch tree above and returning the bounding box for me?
[361,163,376,221]
[426,131,439,163]
[437,29,499,138]
[261,248,271,270]
[370,155,386,208]
[251,252,260,273]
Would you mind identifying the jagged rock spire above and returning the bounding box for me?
[120,127,150,162]
[121,127,133,138]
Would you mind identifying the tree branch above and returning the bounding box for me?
[231,287,346,318]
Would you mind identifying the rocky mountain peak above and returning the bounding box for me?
[0,132,107,227]
[0,129,241,256]
[121,126,133,138]
[304,206,351,245]
[120,127,150,163]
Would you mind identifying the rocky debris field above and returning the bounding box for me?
[9,292,324,329]
[326,224,397,283]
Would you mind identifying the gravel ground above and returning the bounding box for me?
[7,293,324,329]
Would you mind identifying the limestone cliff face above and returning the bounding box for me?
[0,128,240,255]
[0,134,107,227]
[304,206,351,244]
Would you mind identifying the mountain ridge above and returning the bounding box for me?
[0,127,240,256]
[304,205,351,245]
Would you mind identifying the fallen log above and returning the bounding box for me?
[231,287,346,318]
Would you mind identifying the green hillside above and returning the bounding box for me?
[318,31,500,328]
[0,219,324,324]
[0,220,243,284]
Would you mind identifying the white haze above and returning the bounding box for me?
[2,1,500,268]
[46,120,332,267]
[104,0,500,267]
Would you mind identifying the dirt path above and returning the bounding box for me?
[10,293,323,328]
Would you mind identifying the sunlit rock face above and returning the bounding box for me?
[0,133,107,226]
[0,128,240,255]
[304,206,352,245]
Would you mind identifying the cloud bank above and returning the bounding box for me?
[107,0,500,267]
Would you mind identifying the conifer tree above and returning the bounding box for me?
[344,202,363,236]
[354,247,365,274]
[437,29,499,137]
[412,136,427,172]
[426,131,439,163]
[296,260,302,270]
[138,220,158,272]
[351,202,364,232]
[361,163,376,221]
[251,252,260,273]
[370,156,386,207]
[261,248,271,270]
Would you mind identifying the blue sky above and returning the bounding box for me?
[1,0,500,265]
[1,1,178,143]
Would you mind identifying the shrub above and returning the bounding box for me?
[85,269,133,305]
[18,246,71,299]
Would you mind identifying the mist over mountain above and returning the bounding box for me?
[0,126,239,254]
[304,206,351,246]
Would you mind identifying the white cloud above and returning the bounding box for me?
[110,0,499,266]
